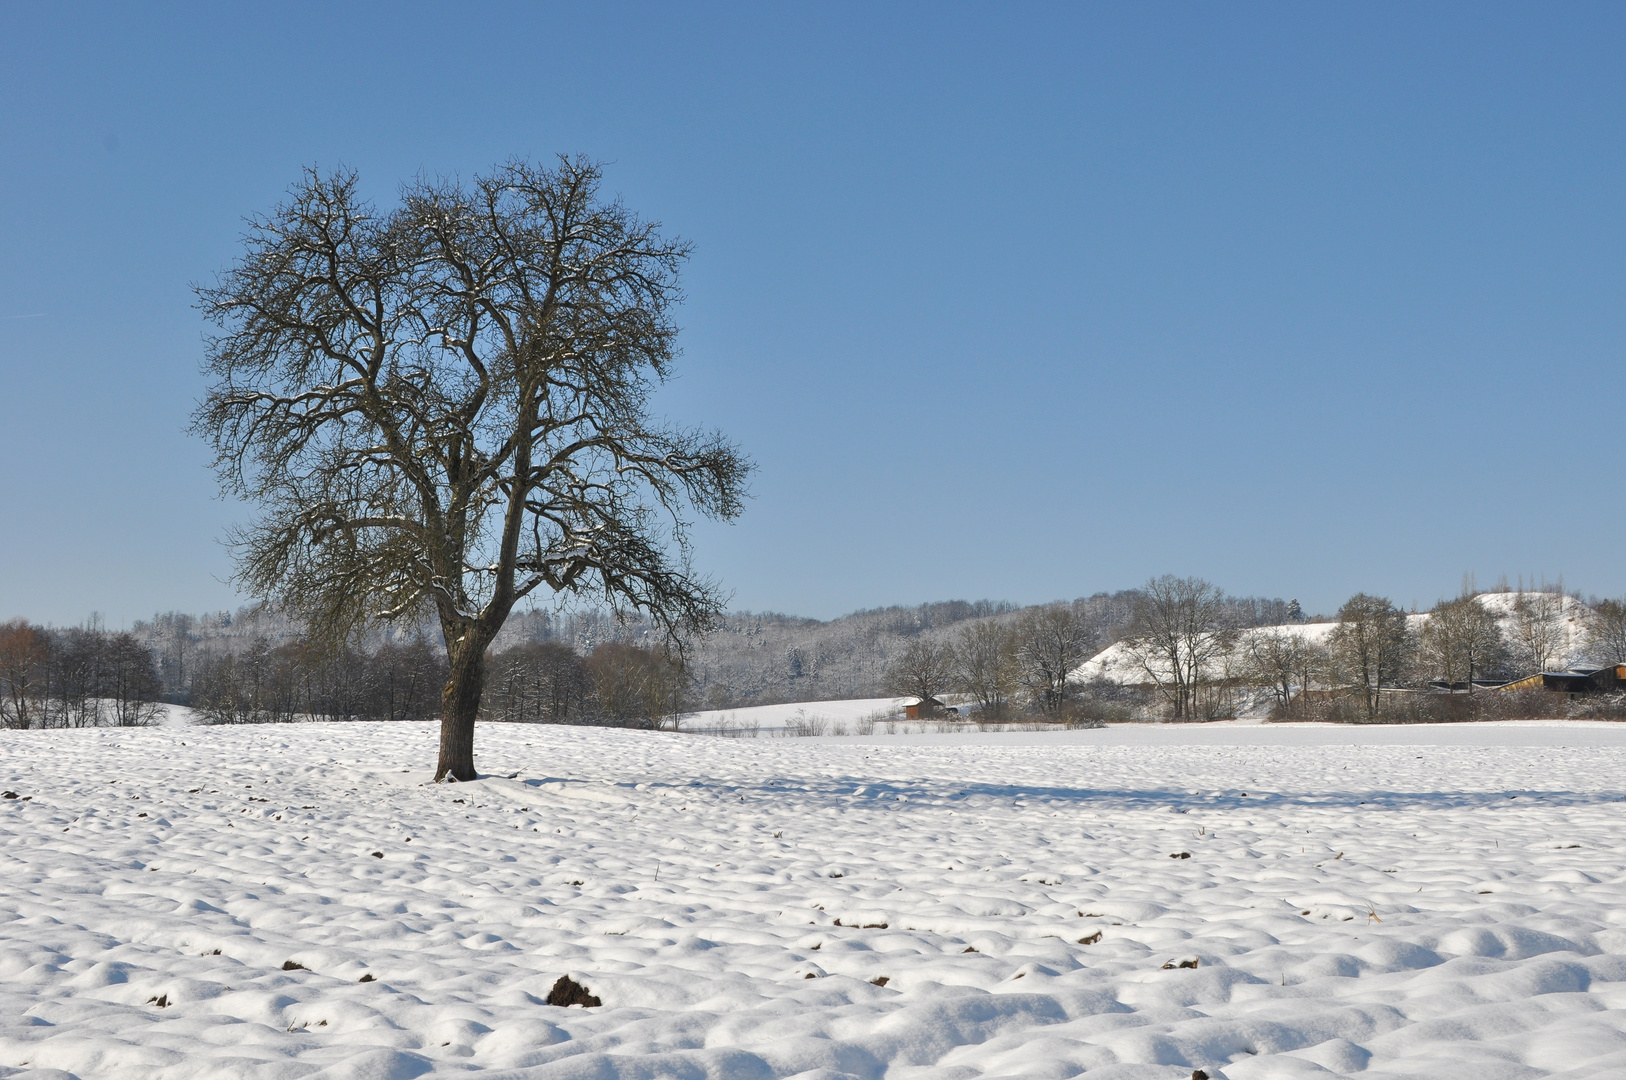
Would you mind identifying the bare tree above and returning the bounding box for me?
[1013,605,1095,715]
[885,637,957,710]
[1587,599,1626,665]
[104,632,163,727]
[1328,593,1412,718]
[194,159,750,779]
[584,642,688,728]
[1121,576,1234,720]
[0,620,50,730]
[953,621,1019,719]
[1509,589,1566,674]
[191,640,296,725]
[485,640,588,724]
[297,642,375,722]
[52,624,108,728]
[370,637,448,721]
[1242,627,1322,716]
[145,611,197,697]
[1419,593,1505,690]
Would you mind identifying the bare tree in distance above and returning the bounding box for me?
[54,623,112,728]
[584,642,689,728]
[1419,593,1505,690]
[885,637,957,711]
[191,640,299,725]
[146,611,198,694]
[1014,605,1095,715]
[1122,576,1234,720]
[194,158,750,780]
[1587,599,1626,665]
[484,640,588,724]
[954,621,1019,719]
[1508,587,1567,674]
[0,620,165,730]
[1328,593,1412,718]
[103,632,164,727]
[0,620,51,730]
[1294,637,1331,713]
[1243,626,1322,716]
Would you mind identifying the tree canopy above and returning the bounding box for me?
[194,158,751,779]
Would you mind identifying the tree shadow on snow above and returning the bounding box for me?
[656,777,1626,814]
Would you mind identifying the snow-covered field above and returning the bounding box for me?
[680,699,908,736]
[5,721,1626,1079]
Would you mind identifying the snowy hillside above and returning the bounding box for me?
[1074,619,1347,687]
[6,721,1626,1077]
[1075,592,1595,687]
[1471,590,1594,666]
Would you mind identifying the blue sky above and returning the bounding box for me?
[2,2,1623,626]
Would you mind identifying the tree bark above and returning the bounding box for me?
[436,643,487,782]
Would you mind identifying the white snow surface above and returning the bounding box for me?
[680,698,907,734]
[5,720,1626,1078]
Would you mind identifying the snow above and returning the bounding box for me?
[680,698,908,735]
[1469,592,1594,669]
[1075,621,1344,688]
[5,719,1626,1078]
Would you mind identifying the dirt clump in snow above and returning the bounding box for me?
[546,974,601,1007]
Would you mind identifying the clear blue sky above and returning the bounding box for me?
[2,2,1623,626]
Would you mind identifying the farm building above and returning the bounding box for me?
[1497,666,1626,694]
[903,696,956,720]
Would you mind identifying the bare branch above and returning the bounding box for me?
[193,158,751,779]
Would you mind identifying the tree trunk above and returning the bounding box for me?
[436,643,487,782]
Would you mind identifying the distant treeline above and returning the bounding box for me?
[0,615,688,729]
[0,589,1312,728]
[8,582,1623,730]
[182,636,686,728]
[186,637,446,725]
[0,620,164,729]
